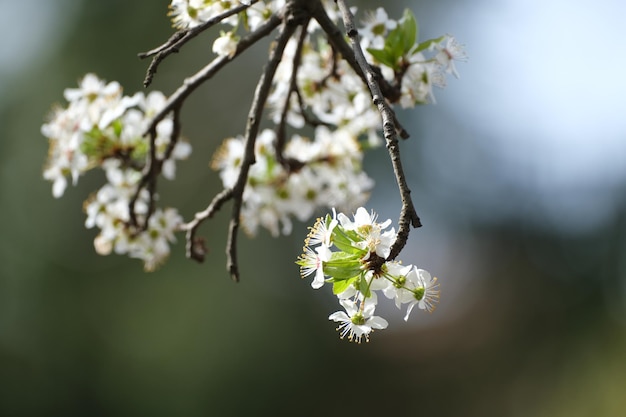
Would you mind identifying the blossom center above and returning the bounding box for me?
[351,312,366,326]
[413,286,425,301]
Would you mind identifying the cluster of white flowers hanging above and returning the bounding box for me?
[298,207,440,343]
[42,74,191,270]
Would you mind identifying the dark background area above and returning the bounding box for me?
[1,0,625,416]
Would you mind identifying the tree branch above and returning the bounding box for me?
[274,22,309,171]
[311,4,409,139]
[334,0,421,262]
[139,0,261,87]
[226,21,298,282]
[143,14,282,137]
[128,103,184,231]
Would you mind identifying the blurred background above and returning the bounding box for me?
[1,0,625,415]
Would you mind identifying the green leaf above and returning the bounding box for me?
[239,10,249,31]
[366,47,396,68]
[80,126,113,158]
[386,24,404,59]
[323,252,362,280]
[414,35,445,53]
[322,213,334,229]
[112,119,123,137]
[327,250,358,262]
[332,276,358,295]
[129,140,148,161]
[399,9,418,54]
[331,227,364,255]
[367,9,420,70]
[323,264,362,280]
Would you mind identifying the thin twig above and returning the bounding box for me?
[128,105,183,231]
[293,87,332,128]
[143,14,282,138]
[227,22,298,282]
[274,21,309,170]
[139,0,261,87]
[162,105,183,161]
[183,188,234,262]
[128,117,160,230]
[318,45,339,86]
[334,0,421,262]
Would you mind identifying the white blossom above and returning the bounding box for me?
[400,268,441,320]
[212,32,238,58]
[433,35,468,78]
[329,298,388,343]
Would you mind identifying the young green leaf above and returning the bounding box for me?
[366,47,396,68]
[332,276,358,295]
[414,35,445,53]
[332,227,366,255]
[366,9,419,70]
[399,9,418,54]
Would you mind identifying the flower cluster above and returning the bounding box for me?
[169,0,283,31]
[168,0,289,57]
[42,74,191,270]
[297,207,440,343]
[211,127,373,236]
[360,8,468,107]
